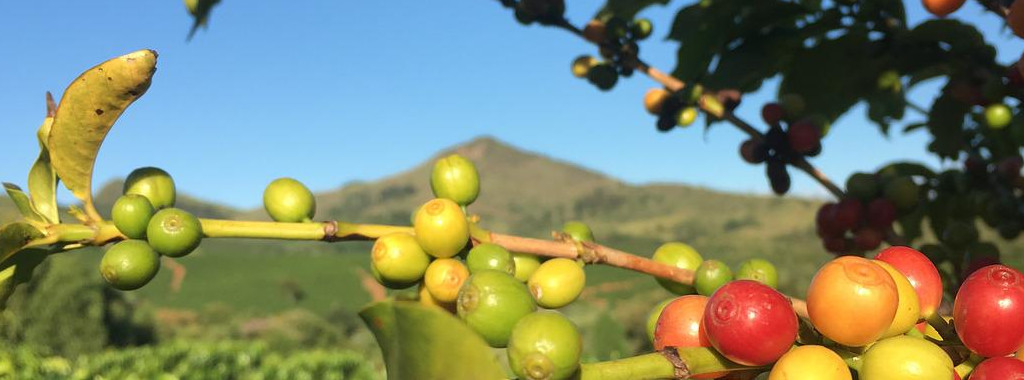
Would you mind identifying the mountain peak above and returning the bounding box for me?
[440,136,516,162]
[303,136,624,232]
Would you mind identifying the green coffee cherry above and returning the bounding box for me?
[528,258,585,309]
[571,55,597,78]
[371,233,431,289]
[884,176,919,210]
[112,194,155,239]
[630,19,653,40]
[371,264,414,290]
[985,103,1013,129]
[694,259,733,296]
[263,177,316,223]
[561,221,594,242]
[646,299,673,344]
[779,94,806,119]
[146,208,203,258]
[651,242,703,294]
[124,167,176,209]
[805,114,832,137]
[100,240,161,291]
[431,154,480,206]
[735,258,778,289]
[877,70,902,92]
[413,198,470,258]
[513,252,542,282]
[467,243,515,275]
[846,172,880,200]
[458,270,537,348]
[507,311,582,380]
[677,107,698,127]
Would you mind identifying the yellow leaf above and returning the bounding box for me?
[48,50,158,222]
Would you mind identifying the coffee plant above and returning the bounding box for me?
[4,0,1024,378]
[0,340,376,380]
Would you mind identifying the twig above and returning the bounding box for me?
[904,99,930,116]
[73,216,814,318]
[477,228,811,318]
[548,18,846,199]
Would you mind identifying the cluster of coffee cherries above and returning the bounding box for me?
[644,243,779,339]
[738,95,827,196]
[568,17,653,91]
[101,167,203,291]
[919,155,1023,282]
[815,172,919,255]
[369,154,591,380]
[102,168,320,292]
[961,154,1024,239]
[648,244,1024,378]
[641,86,704,132]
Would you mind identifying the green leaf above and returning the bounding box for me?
[876,162,937,179]
[866,90,906,135]
[668,2,735,83]
[0,248,48,309]
[906,64,949,88]
[705,30,799,93]
[0,222,45,264]
[28,98,59,224]
[2,183,45,224]
[905,20,994,61]
[28,153,58,224]
[857,0,906,28]
[0,222,47,308]
[779,32,880,123]
[733,1,807,37]
[926,91,969,160]
[596,0,670,21]
[897,206,925,242]
[48,50,158,222]
[359,300,505,380]
[798,0,822,12]
[669,0,809,87]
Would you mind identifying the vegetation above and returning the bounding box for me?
[5,0,1024,378]
[0,340,377,380]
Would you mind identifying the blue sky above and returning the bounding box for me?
[0,1,1020,209]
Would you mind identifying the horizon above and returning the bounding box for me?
[1,2,1020,209]
[75,135,834,211]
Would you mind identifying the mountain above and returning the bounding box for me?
[303,137,626,236]
[266,137,824,242]
[1,137,833,314]
[299,137,830,285]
